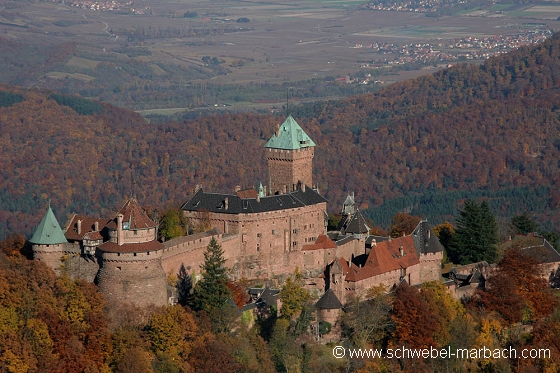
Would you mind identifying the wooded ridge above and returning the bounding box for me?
[2,33,560,237]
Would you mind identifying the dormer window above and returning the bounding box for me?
[123,222,130,230]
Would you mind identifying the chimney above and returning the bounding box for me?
[283,185,287,194]
[224,197,229,210]
[94,221,99,232]
[263,185,267,196]
[371,239,376,247]
[77,219,82,235]
[427,230,431,238]
[117,214,124,246]
[276,123,280,137]
[235,185,241,192]
[400,245,404,257]
[256,194,260,202]
[302,183,306,192]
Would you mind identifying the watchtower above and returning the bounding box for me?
[265,115,316,195]
[30,204,72,273]
[96,198,168,307]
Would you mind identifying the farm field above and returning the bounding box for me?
[0,0,559,111]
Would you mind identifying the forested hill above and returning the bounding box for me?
[2,33,560,237]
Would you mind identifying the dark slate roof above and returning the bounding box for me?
[411,220,444,255]
[182,185,327,214]
[365,235,391,247]
[259,287,280,307]
[316,289,343,310]
[337,209,370,235]
[521,240,560,264]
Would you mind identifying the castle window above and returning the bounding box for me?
[292,242,297,247]
[116,266,121,270]
[134,230,138,235]
[257,244,260,252]
[134,253,137,256]
[257,233,261,238]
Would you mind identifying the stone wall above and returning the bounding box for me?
[419,251,443,283]
[97,250,168,307]
[266,147,314,194]
[184,202,327,279]
[64,254,100,283]
[33,242,80,275]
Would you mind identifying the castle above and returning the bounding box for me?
[30,115,444,308]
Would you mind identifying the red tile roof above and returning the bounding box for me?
[65,214,109,241]
[106,198,156,230]
[83,231,103,240]
[236,188,259,199]
[98,240,163,253]
[302,235,337,251]
[345,236,419,282]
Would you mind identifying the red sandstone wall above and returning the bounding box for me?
[266,147,314,194]
[97,252,168,307]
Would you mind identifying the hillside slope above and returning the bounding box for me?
[2,34,560,236]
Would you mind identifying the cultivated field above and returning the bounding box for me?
[1,0,559,111]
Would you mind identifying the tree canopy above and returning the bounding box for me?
[193,238,233,333]
[449,200,499,264]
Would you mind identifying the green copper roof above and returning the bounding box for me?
[30,205,68,245]
[265,115,316,150]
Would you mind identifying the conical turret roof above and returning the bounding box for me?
[30,205,68,245]
[265,115,316,150]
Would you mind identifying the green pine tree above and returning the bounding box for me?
[193,238,233,332]
[176,264,194,308]
[449,200,498,264]
[511,214,538,235]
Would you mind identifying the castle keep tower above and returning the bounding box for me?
[96,198,168,307]
[265,115,316,195]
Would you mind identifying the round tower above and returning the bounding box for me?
[30,204,71,273]
[96,198,168,307]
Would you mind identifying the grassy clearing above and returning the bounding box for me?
[137,107,188,116]
[490,4,515,11]
[66,57,100,69]
[45,72,95,81]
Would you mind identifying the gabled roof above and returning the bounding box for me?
[30,205,68,245]
[65,214,109,241]
[106,198,156,230]
[521,240,560,264]
[236,188,258,199]
[337,209,370,235]
[265,115,316,150]
[316,289,343,310]
[411,220,444,255]
[345,236,419,282]
[302,235,337,251]
[182,185,327,215]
